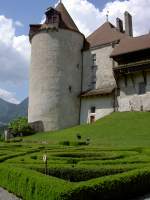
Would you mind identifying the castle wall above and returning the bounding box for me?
[92,46,116,89]
[117,71,150,112]
[29,29,84,131]
[81,45,116,123]
[82,50,92,91]
[82,45,116,91]
[80,95,114,124]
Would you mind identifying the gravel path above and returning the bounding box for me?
[0,188,22,200]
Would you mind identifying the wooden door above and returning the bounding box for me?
[90,116,95,123]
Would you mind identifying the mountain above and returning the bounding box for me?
[0,98,28,126]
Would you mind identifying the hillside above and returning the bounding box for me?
[24,112,150,148]
[0,98,28,126]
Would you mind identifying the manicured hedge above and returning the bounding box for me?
[34,166,130,182]
[63,168,150,200]
[1,165,150,200]
[0,164,71,200]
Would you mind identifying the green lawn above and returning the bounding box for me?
[24,112,150,148]
[1,112,150,199]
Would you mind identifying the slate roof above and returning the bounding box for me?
[87,22,127,48]
[29,2,81,41]
[81,87,114,97]
[111,34,150,57]
[55,2,80,33]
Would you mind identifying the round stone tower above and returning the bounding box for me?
[28,2,84,131]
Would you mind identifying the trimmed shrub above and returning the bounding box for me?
[34,166,129,182]
[63,168,150,200]
[76,133,81,140]
[0,164,71,200]
[30,155,37,160]
[59,141,70,146]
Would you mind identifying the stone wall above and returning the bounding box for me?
[92,46,116,90]
[29,28,84,131]
[81,45,116,124]
[82,45,116,91]
[82,50,93,91]
[117,71,150,112]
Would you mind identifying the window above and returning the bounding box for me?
[91,106,96,113]
[91,81,96,89]
[52,15,57,23]
[69,86,72,93]
[138,82,146,94]
[92,54,96,66]
[47,13,59,24]
[91,65,97,89]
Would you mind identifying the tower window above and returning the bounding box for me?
[91,106,96,113]
[52,15,58,23]
[138,82,146,94]
[69,86,72,93]
[92,54,96,66]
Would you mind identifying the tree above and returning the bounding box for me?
[8,117,34,136]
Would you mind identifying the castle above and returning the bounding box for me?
[28,2,150,132]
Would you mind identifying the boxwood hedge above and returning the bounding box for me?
[0,164,71,200]
[63,168,150,200]
[1,165,150,200]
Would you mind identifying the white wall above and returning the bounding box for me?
[80,95,114,124]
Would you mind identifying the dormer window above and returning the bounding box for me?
[51,15,58,23]
[45,8,59,24]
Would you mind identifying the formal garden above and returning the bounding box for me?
[1,112,150,199]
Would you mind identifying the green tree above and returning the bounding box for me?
[8,117,34,136]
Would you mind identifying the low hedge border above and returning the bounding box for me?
[1,165,150,200]
[62,167,150,200]
[0,164,71,200]
[33,166,132,182]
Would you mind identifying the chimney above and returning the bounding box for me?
[124,11,133,36]
[116,18,123,33]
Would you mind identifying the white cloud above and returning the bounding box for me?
[0,15,31,85]
[60,0,150,37]
[0,88,19,104]
[15,20,23,27]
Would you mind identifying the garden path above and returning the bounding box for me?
[0,187,22,200]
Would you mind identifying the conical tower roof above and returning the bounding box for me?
[56,2,79,33]
[29,2,82,41]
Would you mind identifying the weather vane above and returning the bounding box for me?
[106,11,109,22]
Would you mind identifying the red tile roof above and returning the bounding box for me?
[111,34,150,57]
[87,22,127,48]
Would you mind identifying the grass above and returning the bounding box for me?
[24,112,150,148]
[1,112,150,199]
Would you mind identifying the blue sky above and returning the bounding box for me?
[0,0,109,36]
[0,0,149,104]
